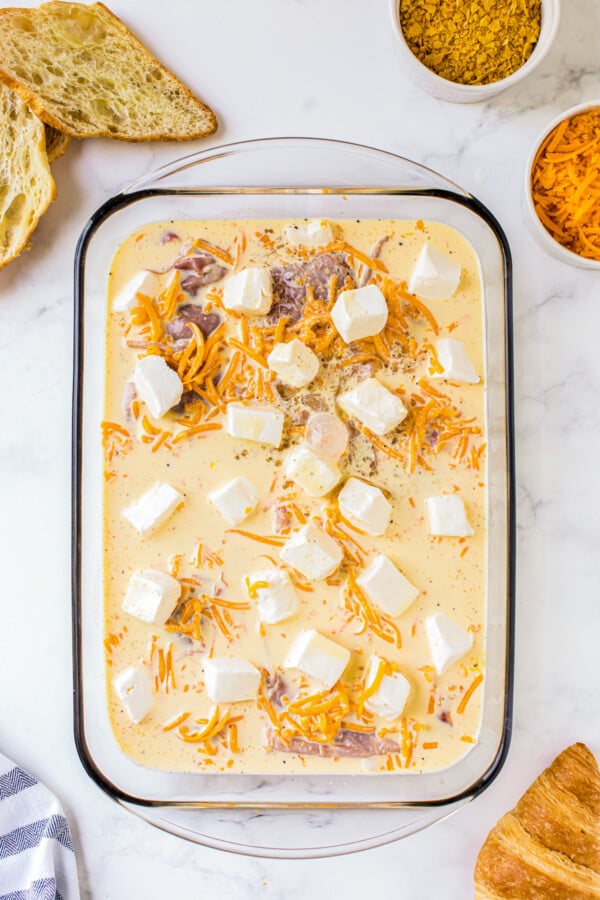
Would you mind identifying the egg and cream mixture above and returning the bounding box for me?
[103,217,487,775]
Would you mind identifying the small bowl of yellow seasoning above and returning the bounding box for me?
[526,102,600,268]
[389,0,560,103]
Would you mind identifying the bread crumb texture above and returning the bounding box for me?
[0,1,218,140]
[0,81,55,269]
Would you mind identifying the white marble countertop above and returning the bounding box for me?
[1,0,599,896]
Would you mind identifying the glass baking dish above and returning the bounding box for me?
[72,138,515,857]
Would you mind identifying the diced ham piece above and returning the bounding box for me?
[264,671,287,706]
[122,381,137,422]
[174,253,222,273]
[271,503,292,535]
[160,230,180,244]
[303,252,356,301]
[359,235,389,287]
[268,729,401,757]
[166,304,221,341]
[171,390,203,413]
[269,252,355,323]
[173,253,227,295]
[268,264,305,321]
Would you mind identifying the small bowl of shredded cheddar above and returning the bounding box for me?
[389,0,560,103]
[526,102,600,268]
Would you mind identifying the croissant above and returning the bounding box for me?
[475,742,600,898]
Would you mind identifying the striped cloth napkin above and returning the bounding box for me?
[0,752,80,900]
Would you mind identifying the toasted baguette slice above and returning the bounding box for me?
[0,82,55,270]
[45,124,70,162]
[0,1,218,141]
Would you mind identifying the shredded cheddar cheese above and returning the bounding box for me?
[456,672,484,714]
[244,578,271,600]
[193,238,234,267]
[343,568,402,647]
[259,677,361,746]
[162,711,191,732]
[531,108,600,261]
[105,218,486,776]
[165,588,250,644]
[132,293,162,341]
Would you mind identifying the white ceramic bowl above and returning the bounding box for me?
[524,99,600,270]
[389,0,561,103]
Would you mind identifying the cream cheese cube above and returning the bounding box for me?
[208,476,259,526]
[267,339,320,388]
[337,378,407,436]
[123,569,181,625]
[425,614,473,674]
[225,403,284,447]
[338,477,392,536]
[364,656,410,720]
[426,495,474,537]
[408,244,462,301]
[280,522,343,580]
[244,568,299,624]
[122,482,184,535]
[284,629,350,689]
[133,355,183,419]
[223,267,273,316]
[113,270,158,313]
[284,444,341,498]
[114,666,154,723]
[283,219,334,248]
[204,657,261,703]
[434,338,480,384]
[331,284,388,343]
[356,554,418,617]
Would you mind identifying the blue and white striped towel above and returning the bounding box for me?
[0,752,80,900]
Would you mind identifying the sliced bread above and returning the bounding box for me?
[45,124,70,162]
[0,1,218,141]
[0,82,55,270]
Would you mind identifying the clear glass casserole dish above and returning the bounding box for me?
[72,137,515,857]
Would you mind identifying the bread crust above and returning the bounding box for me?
[474,743,600,899]
[44,124,71,162]
[0,1,218,141]
[0,83,56,270]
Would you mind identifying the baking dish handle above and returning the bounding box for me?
[119,137,472,198]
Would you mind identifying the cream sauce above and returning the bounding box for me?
[104,219,486,774]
